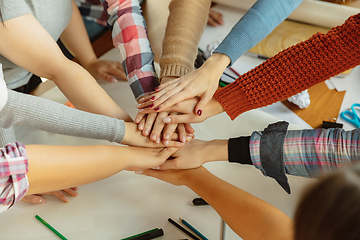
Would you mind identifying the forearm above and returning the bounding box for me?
[100,0,159,100]
[50,59,130,120]
[215,14,360,120]
[160,0,211,80]
[60,0,97,66]
[0,90,125,144]
[25,144,132,194]
[184,168,293,240]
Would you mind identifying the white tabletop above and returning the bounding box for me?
[0,47,315,239]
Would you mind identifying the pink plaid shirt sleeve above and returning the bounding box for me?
[100,0,159,100]
[0,142,29,213]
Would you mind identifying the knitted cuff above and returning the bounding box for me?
[228,136,252,165]
[160,64,191,80]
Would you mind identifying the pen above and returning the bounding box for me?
[222,72,236,81]
[35,215,68,240]
[228,67,240,77]
[179,218,208,240]
[122,228,164,240]
[168,218,200,240]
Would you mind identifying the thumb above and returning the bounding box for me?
[158,147,179,160]
[158,158,181,170]
[195,92,213,116]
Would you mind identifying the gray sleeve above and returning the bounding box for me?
[0,89,125,144]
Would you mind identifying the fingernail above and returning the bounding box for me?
[197,109,202,116]
[111,77,118,83]
[154,107,160,111]
[151,96,156,100]
[149,104,154,108]
[165,134,170,140]
[156,138,160,144]
[151,134,157,140]
[144,129,149,135]
[136,104,141,108]
[38,198,45,204]
[135,171,143,174]
[163,117,171,123]
[135,118,140,123]
[164,140,169,146]
[187,136,192,141]
[64,197,70,203]
[181,136,186,143]
[154,166,161,170]
[138,97,145,102]
[155,86,160,90]
[138,124,144,130]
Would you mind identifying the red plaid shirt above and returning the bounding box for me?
[0,142,28,213]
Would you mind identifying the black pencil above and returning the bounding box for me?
[168,218,200,240]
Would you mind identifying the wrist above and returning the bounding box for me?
[204,97,225,119]
[80,57,98,70]
[206,139,228,162]
[183,167,209,188]
[160,76,177,84]
[204,53,230,71]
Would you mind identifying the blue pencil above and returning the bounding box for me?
[179,218,208,240]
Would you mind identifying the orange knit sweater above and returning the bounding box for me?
[214,13,360,120]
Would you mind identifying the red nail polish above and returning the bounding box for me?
[149,104,154,108]
[197,109,202,116]
[151,96,156,100]
[155,107,160,111]
[155,87,160,90]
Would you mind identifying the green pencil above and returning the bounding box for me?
[35,215,68,240]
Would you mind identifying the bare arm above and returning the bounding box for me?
[60,0,126,82]
[26,145,177,195]
[140,167,293,240]
[0,13,130,120]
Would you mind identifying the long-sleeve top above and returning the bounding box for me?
[213,0,302,65]
[228,121,360,193]
[159,0,302,79]
[0,142,28,213]
[99,0,159,100]
[0,89,126,144]
[214,13,360,120]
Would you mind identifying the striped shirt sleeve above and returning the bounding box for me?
[0,142,29,213]
[250,128,360,178]
[100,0,159,100]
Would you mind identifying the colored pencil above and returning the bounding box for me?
[179,218,208,240]
[168,218,200,240]
[35,215,67,240]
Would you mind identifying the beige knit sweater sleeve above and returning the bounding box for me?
[159,0,211,81]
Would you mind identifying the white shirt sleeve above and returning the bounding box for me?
[0,65,8,112]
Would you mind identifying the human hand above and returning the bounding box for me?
[22,188,78,204]
[122,122,185,148]
[135,111,195,145]
[135,167,206,186]
[208,9,224,27]
[138,97,224,124]
[158,139,228,170]
[84,58,126,82]
[136,53,230,115]
[125,147,179,171]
